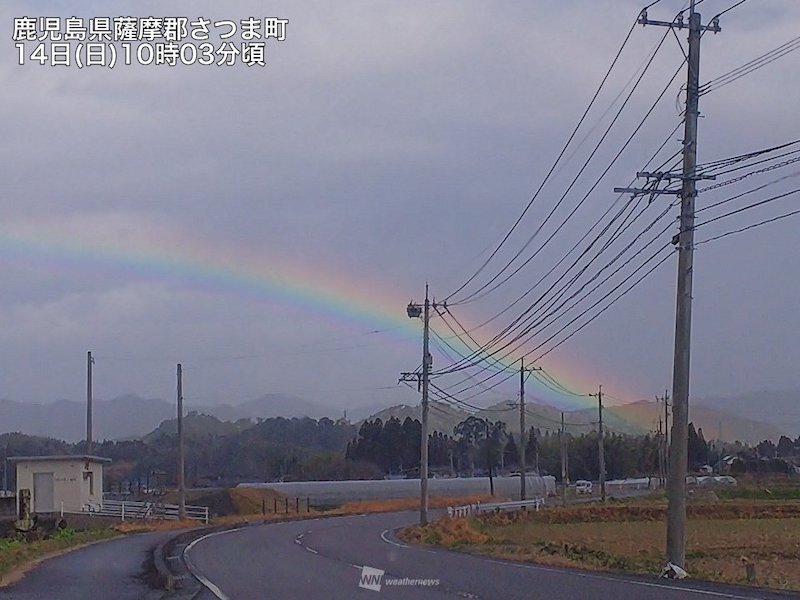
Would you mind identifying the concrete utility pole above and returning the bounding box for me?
[517,360,543,501]
[86,351,94,454]
[669,60,701,560]
[615,2,720,568]
[401,285,439,525]
[420,287,431,523]
[596,386,606,502]
[519,359,526,501]
[664,390,670,452]
[177,363,186,520]
[560,412,567,506]
[657,401,664,488]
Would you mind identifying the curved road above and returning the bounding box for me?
[185,511,794,600]
[0,530,174,600]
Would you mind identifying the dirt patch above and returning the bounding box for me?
[399,503,800,593]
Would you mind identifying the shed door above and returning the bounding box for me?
[33,472,54,513]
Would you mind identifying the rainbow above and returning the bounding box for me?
[0,216,638,411]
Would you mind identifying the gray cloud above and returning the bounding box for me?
[1,0,798,412]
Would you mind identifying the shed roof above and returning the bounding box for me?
[8,455,112,464]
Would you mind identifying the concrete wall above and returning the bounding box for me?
[79,461,104,508]
[15,459,104,514]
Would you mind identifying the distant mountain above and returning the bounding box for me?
[0,393,337,442]
[695,390,800,439]
[200,394,332,422]
[365,401,470,435]
[0,395,175,443]
[143,411,254,442]
[598,399,785,445]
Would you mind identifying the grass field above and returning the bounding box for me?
[400,499,800,592]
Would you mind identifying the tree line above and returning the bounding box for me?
[346,416,723,481]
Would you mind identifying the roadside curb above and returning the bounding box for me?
[154,514,324,598]
[153,525,221,598]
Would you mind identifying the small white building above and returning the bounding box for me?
[11,455,111,514]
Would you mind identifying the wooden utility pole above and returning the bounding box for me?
[177,363,186,520]
[86,351,94,454]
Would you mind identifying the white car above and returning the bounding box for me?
[575,480,593,495]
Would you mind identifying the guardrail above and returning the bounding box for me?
[76,499,209,524]
[448,497,545,518]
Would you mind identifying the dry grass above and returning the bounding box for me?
[399,502,800,592]
[228,487,288,515]
[332,494,495,515]
[114,519,202,533]
[210,494,496,525]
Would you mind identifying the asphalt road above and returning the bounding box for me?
[0,530,173,600]
[185,511,797,600]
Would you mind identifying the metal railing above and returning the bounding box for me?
[448,497,545,518]
[77,499,209,523]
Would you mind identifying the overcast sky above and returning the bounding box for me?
[1,0,798,415]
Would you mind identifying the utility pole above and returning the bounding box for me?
[663,389,670,486]
[519,359,526,501]
[560,412,567,506]
[86,351,94,454]
[2,444,7,492]
[401,285,441,525]
[591,385,606,502]
[517,359,542,501]
[657,402,664,488]
[485,420,495,496]
[615,2,720,569]
[664,390,670,452]
[177,363,186,520]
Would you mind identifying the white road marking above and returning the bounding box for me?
[181,515,766,600]
[183,528,245,600]
[379,528,409,548]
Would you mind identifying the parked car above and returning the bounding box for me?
[575,480,593,495]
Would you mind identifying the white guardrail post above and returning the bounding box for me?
[448,497,545,517]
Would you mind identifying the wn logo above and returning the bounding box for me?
[359,565,385,592]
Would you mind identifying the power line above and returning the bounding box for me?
[696,169,800,214]
[700,34,800,96]
[451,26,674,306]
[694,187,800,229]
[432,121,685,378]
[695,209,800,246]
[444,10,663,304]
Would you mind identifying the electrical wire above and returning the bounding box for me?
[695,209,800,247]
[451,26,674,306]
[444,18,643,303]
